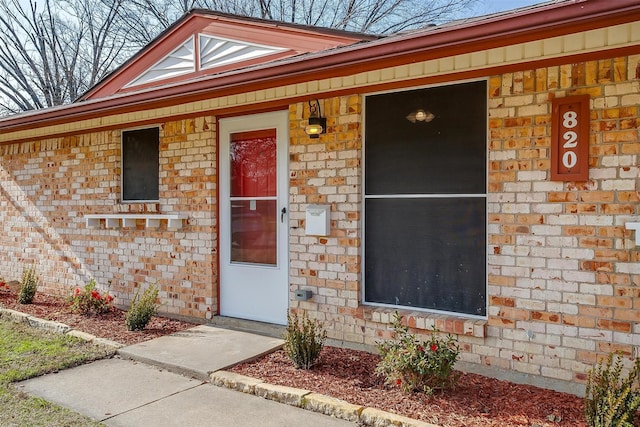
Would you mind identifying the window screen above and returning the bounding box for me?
[122,128,159,202]
[364,81,487,316]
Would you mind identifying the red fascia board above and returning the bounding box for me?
[197,15,375,50]
[2,0,640,133]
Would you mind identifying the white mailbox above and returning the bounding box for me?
[305,204,330,236]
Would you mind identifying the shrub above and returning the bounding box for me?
[283,310,327,369]
[68,279,114,315]
[584,352,640,427]
[125,285,159,331]
[17,267,38,304]
[376,311,460,394]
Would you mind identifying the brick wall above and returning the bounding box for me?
[484,55,640,384]
[288,96,365,342]
[289,54,640,391]
[0,116,217,320]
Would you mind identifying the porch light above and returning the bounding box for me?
[304,99,326,138]
[406,109,435,123]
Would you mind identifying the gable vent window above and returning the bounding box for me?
[122,127,160,202]
[364,81,487,317]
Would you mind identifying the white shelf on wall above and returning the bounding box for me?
[84,214,186,230]
[626,222,640,245]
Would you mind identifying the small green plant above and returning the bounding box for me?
[376,311,460,394]
[125,285,159,331]
[283,310,327,369]
[584,352,640,427]
[17,267,38,304]
[68,279,114,315]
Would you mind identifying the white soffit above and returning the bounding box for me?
[127,36,196,87]
[199,34,287,70]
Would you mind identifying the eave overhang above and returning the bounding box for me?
[1,0,640,135]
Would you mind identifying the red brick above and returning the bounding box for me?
[564,226,596,236]
[548,192,578,202]
[598,296,632,308]
[531,311,561,323]
[596,319,632,332]
[490,296,516,307]
[563,314,595,328]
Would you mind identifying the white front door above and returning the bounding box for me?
[219,111,289,325]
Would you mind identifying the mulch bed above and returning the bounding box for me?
[231,348,587,427]
[0,284,594,426]
[0,283,194,346]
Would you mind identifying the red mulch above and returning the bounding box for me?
[0,284,592,426]
[0,284,195,346]
[231,348,588,427]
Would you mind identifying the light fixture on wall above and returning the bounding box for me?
[304,99,326,138]
[406,109,435,123]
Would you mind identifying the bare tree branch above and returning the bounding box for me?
[0,0,474,116]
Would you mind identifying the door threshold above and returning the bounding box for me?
[209,316,285,339]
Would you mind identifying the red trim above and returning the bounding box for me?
[2,1,640,134]
[215,115,221,316]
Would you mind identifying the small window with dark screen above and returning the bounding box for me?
[122,127,159,202]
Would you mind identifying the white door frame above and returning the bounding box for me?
[218,110,289,325]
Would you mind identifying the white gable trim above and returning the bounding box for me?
[125,34,287,89]
[199,34,287,70]
[126,36,196,88]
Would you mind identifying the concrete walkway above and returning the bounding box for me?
[118,324,284,380]
[17,358,351,427]
[11,319,436,427]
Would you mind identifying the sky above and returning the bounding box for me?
[460,0,550,17]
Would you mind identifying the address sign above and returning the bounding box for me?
[550,95,590,182]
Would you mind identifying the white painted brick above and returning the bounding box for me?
[503,182,531,192]
[516,192,546,203]
[501,203,530,213]
[547,215,579,225]
[532,181,564,192]
[547,302,578,315]
[529,267,561,280]
[582,216,614,226]
[541,366,573,381]
[563,293,596,305]
[561,247,594,259]
[562,270,595,282]
[547,280,579,292]
[501,266,531,277]
[489,254,516,266]
[516,256,545,268]
[579,283,613,296]
[532,289,561,301]
[617,263,640,274]
[579,328,612,341]
[546,236,578,247]
[601,179,636,191]
[531,225,561,235]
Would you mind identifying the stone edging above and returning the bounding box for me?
[1,306,439,427]
[211,371,440,427]
[0,307,124,349]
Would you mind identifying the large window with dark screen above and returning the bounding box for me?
[122,127,159,202]
[364,81,487,317]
